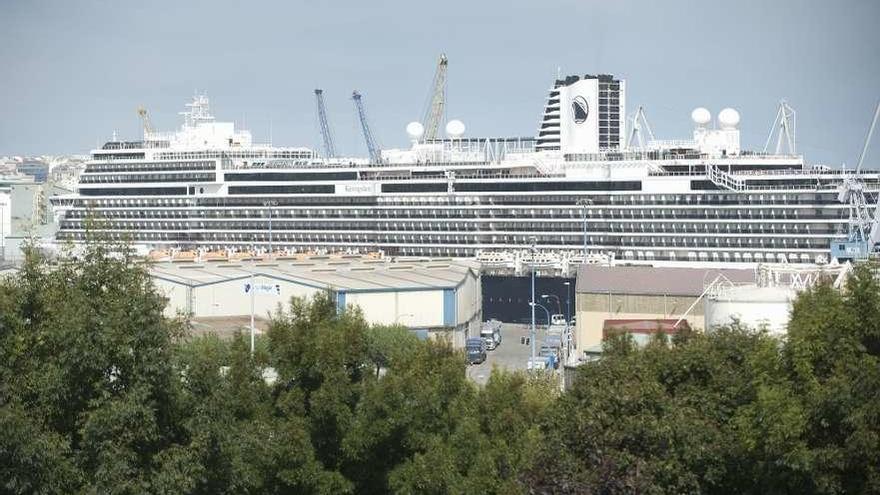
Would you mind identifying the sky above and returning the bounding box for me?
[1,0,878,167]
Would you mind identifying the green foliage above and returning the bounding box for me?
[2,242,879,494]
[525,264,880,494]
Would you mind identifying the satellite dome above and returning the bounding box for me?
[691,107,711,126]
[406,121,424,139]
[718,108,740,129]
[445,119,465,137]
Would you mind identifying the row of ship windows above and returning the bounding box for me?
[58,220,840,236]
[153,151,313,160]
[75,181,646,196]
[60,208,845,221]
[64,192,842,209]
[80,173,215,184]
[55,231,827,250]
[84,161,215,173]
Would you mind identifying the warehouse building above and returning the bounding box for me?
[574,264,754,358]
[149,256,482,346]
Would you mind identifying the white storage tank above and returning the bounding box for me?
[705,285,794,335]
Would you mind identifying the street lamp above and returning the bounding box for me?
[576,198,593,259]
[541,294,562,317]
[262,200,278,257]
[563,281,572,324]
[529,301,551,328]
[529,236,537,363]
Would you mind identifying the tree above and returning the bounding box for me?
[7,236,878,494]
[0,240,186,493]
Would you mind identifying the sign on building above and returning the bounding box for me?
[244,282,281,295]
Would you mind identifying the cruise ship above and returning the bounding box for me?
[51,75,880,266]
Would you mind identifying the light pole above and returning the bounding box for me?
[541,294,562,317]
[529,236,537,364]
[530,301,551,328]
[249,270,255,355]
[576,198,593,259]
[262,200,278,257]
[564,281,571,324]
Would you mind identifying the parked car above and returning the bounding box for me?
[551,314,567,326]
[465,337,487,364]
[480,319,502,350]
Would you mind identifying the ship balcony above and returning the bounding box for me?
[55,228,832,254]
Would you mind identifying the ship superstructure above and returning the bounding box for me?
[52,76,880,266]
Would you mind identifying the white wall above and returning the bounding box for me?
[346,289,444,327]
[153,275,320,318]
[153,278,191,318]
[706,286,793,335]
[194,276,319,318]
[0,192,10,248]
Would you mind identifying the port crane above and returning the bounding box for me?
[421,53,448,141]
[352,90,382,163]
[314,89,337,158]
[137,106,154,138]
[833,101,880,261]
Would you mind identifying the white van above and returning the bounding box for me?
[480,319,502,350]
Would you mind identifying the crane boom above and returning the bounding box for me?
[352,90,381,163]
[314,89,337,158]
[137,106,154,137]
[421,53,448,141]
[856,100,880,175]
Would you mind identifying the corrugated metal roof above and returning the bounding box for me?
[149,257,481,292]
[576,264,754,296]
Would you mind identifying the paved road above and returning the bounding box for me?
[466,323,551,385]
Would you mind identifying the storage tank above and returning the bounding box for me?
[705,286,793,335]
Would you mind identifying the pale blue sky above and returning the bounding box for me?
[1,0,878,166]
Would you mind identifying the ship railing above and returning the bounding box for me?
[566,150,802,163]
[706,164,746,191]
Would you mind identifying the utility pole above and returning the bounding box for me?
[249,270,255,355]
[564,281,571,324]
[529,236,537,364]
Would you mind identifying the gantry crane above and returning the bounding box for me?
[421,53,448,141]
[352,90,381,163]
[314,89,337,158]
[833,101,880,261]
